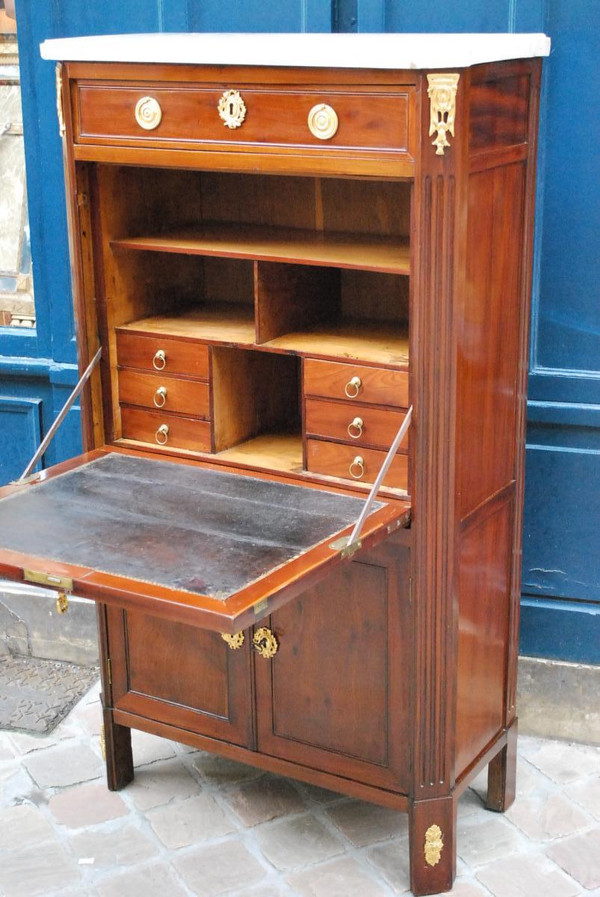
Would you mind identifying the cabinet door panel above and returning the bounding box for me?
[108,607,254,747]
[255,542,410,791]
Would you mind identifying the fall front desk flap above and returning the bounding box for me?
[0,450,410,633]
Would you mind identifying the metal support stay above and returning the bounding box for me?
[330,404,413,558]
[16,346,102,483]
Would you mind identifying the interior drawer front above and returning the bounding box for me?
[118,370,210,418]
[120,406,212,452]
[306,438,408,491]
[116,330,209,379]
[74,83,414,154]
[304,359,409,408]
[305,398,408,451]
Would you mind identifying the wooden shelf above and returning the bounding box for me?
[264,320,409,366]
[119,304,256,345]
[216,433,303,474]
[112,223,410,275]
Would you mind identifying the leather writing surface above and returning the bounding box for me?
[0,453,373,599]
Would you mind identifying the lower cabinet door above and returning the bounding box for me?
[255,540,410,791]
[107,607,254,748]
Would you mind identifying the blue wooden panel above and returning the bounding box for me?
[379,0,513,32]
[533,2,600,379]
[523,443,600,604]
[521,599,600,664]
[186,0,313,32]
[0,396,42,483]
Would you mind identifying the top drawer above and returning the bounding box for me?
[116,330,209,379]
[304,359,409,409]
[73,82,416,158]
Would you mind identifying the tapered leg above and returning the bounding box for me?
[409,794,456,896]
[102,705,134,791]
[486,719,518,812]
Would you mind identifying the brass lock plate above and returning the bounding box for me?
[218,90,247,129]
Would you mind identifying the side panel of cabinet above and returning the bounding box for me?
[255,539,411,792]
[107,606,255,748]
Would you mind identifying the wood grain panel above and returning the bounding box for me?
[110,608,254,746]
[457,162,526,519]
[255,541,410,790]
[455,498,513,777]
[470,73,530,154]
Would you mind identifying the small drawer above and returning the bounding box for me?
[116,331,209,379]
[120,407,212,453]
[118,370,210,419]
[304,360,408,408]
[305,398,408,451]
[306,439,408,491]
[74,82,415,157]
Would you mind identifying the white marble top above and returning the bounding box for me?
[40,32,551,70]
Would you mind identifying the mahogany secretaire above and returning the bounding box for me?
[0,33,550,894]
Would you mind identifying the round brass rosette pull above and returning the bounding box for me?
[307,103,339,140]
[252,627,279,659]
[153,386,167,408]
[134,96,162,130]
[349,455,366,479]
[152,349,166,370]
[347,416,364,439]
[221,632,245,650]
[155,424,169,445]
[344,375,362,398]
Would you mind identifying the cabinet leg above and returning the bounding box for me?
[102,706,134,791]
[486,719,518,812]
[409,795,456,896]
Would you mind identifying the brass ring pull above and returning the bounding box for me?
[347,417,364,439]
[153,386,167,408]
[155,424,169,445]
[152,349,166,371]
[344,376,362,398]
[253,627,278,659]
[134,96,162,130]
[221,632,245,650]
[349,455,366,479]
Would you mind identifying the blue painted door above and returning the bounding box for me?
[5,0,599,661]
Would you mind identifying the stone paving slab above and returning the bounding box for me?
[0,655,98,734]
[0,682,599,897]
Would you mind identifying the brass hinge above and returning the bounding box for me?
[23,569,73,591]
[106,657,112,688]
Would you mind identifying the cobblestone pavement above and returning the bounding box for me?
[0,680,599,897]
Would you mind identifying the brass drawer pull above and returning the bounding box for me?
[253,627,278,659]
[155,424,169,445]
[221,632,245,650]
[349,455,366,479]
[344,376,362,398]
[308,103,339,140]
[152,349,166,371]
[134,96,162,130]
[347,417,364,439]
[153,386,167,408]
